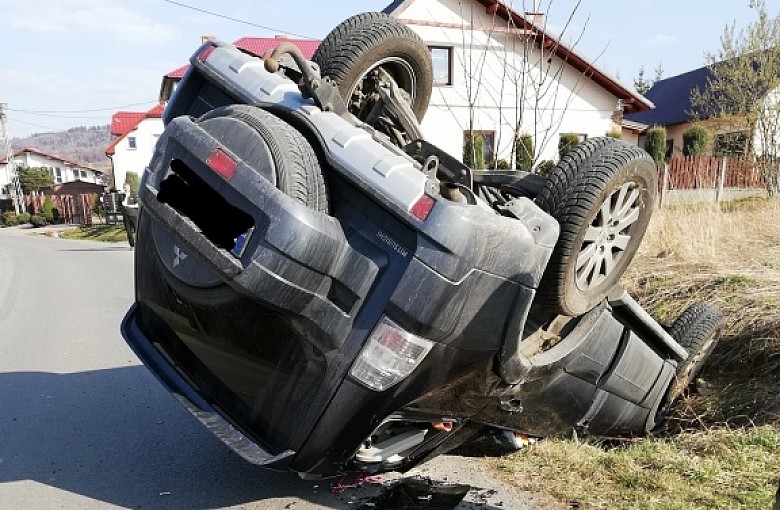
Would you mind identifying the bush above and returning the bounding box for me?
[2,211,19,226]
[463,131,486,169]
[18,212,31,224]
[125,171,140,199]
[645,125,668,163]
[683,123,710,156]
[558,133,581,159]
[52,207,60,223]
[516,133,535,171]
[42,196,55,223]
[535,160,556,174]
[606,127,623,139]
[495,159,510,169]
[30,215,48,228]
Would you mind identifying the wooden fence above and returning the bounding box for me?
[658,155,768,204]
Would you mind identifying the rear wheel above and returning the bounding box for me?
[536,138,657,316]
[151,105,329,308]
[312,12,433,123]
[666,302,724,402]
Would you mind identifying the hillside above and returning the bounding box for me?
[11,125,113,171]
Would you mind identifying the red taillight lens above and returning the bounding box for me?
[198,44,216,62]
[206,148,237,180]
[410,194,435,220]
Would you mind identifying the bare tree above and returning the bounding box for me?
[690,0,780,194]
[434,0,610,171]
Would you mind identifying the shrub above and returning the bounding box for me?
[606,127,623,139]
[42,196,55,223]
[495,159,510,169]
[515,133,535,170]
[535,160,556,174]
[683,123,710,156]
[52,207,60,223]
[558,133,581,159]
[645,125,668,163]
[463,131,486,169]
[2,211,19,226]
[30,215,48,228]
[18,212,31,224]
[125,171,140,199]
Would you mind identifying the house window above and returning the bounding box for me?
[714,131,749,156]
[665,139,674,160]
[55,167,62,184]
[463,130,496,168]
[430,46,453,86]
[128,137,137,150]
[80,170,87,179]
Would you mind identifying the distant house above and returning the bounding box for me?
[624,64,759,158]
[384,0,652,165]
[105,103,165,191]
[0,147,103,197]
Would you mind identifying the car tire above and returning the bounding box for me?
[665,302,724,402]
[196,105,329,213]
[535,138,657,316]
[312,12,433,123]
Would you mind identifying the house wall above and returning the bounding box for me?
[0,152,101,194]
[395,0,621,167]
[621,130,641,146]
[110,117,163,191]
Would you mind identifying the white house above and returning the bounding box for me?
[0,147,104,199]
[384,0,653,167]
[105,103,165,191]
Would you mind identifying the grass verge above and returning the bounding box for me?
[494,198,780,509]
[59,225,128,243]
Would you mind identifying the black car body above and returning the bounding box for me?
[122,38,702,478]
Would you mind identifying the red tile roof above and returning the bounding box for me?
[163,37,320,80]
[234,36,320,59]
[105,103,166,155]
[1,147,100,172]
[110,112,146,136]
[165,64,190,79]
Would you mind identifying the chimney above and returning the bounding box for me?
[201,34,216,44]
[525,12,544,26]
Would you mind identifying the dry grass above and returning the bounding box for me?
[624,197,780,428]
[494,198,780,509]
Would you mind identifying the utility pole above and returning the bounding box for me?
[0,103,24,214]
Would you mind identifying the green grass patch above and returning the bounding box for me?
[59,225,128,243]
[495,427,780,510]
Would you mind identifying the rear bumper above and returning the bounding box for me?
[121,303,295,468]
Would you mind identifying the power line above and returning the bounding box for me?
[6,117,70,131]
[160,0,315,39]
[7,101,157,114]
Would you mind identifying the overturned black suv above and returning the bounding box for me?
[122,13,723,478]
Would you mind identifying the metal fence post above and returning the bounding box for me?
[716,157,727,203]
[660,163,669,207]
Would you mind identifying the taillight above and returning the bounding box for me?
[410,194,435,220]
[206,148,237,180]
[349,316,434,391]
[198,44,216,62]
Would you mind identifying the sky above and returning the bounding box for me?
[1,0,778,138]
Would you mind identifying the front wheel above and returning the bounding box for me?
[665,302,724,402]
[536,138,658,316]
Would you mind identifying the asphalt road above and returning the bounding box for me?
[0,227,544,510]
